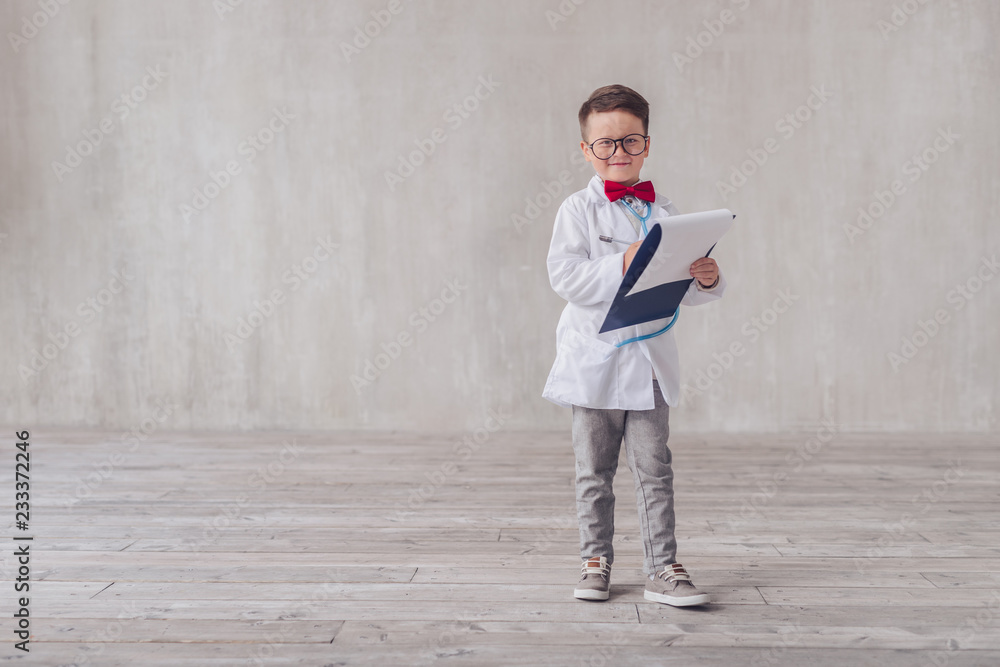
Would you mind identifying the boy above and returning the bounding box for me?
[542,84,726,606]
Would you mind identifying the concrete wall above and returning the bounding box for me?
[2,0,997,433]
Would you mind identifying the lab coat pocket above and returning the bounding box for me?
[549,329,619,407]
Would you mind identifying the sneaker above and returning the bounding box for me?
[573,556,611,601]
[644,563,710,606]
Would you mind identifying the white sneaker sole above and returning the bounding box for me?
[644,589,710,606]
[574,588,610,601]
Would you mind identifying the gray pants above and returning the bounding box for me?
[571,380,675,576]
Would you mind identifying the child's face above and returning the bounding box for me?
[580,109,650,187]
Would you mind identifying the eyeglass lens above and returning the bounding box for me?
[591,134,646,159]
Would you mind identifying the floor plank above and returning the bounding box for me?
[0,427,997,665]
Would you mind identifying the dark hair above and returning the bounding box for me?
[578,85,649,141]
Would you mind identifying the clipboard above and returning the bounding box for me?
[599,209,734,334]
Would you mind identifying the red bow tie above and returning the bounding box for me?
[605,180,655,203]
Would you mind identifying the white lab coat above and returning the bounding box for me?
[542,174,727,410]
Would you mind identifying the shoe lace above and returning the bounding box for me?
[655,563,693,585]
[581,558,610,580]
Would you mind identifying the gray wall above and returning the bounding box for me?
[2,0,997,433]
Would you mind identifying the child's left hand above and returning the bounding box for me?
[690,257,719,287]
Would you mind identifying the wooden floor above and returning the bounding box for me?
[2,428,999,666]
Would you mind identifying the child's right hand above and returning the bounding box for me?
[623,241,642,274]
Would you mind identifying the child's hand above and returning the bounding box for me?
[623,241,642,274]
[690,257,719,286]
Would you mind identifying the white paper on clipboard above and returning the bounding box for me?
[625,208,734,297]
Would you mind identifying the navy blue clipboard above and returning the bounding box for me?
[598,223,717,334]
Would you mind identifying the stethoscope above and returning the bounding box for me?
[612,197,680,348]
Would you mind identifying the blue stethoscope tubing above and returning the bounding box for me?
[613,197,680,348]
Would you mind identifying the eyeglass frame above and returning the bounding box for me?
[585,134,650,160]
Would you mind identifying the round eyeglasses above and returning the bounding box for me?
[587,134,649,160]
